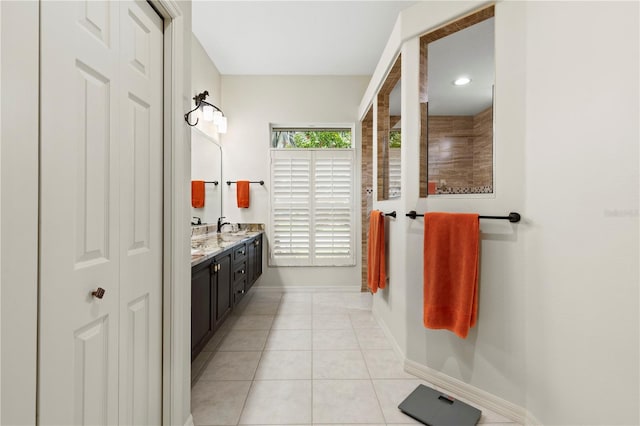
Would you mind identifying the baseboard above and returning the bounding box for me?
[370,310,540,425]
[524,409,544,426]
[183,414,194,426]
[371,305,406,362]
[404,358,532,424]
[252,285,361,293]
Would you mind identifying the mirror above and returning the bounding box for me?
[191,127,222,223]
[377,55,401,200]
[420,6,495,197]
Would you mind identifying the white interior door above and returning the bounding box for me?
[39,1,163,425]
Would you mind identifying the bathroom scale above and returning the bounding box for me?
[397,384,482,426]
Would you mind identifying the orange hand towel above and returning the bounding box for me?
[191,180,205,208]
[237,180,250,208]
[367,210,386,293]
[423,212,479,338]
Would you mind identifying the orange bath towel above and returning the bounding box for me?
[191,180,205,208]
[237,180,250,208]
[423,212,479,338]
[367,210,386,293]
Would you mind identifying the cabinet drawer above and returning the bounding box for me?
[233,244,247,262]
[233,262,247,282]
[233,280,246,305]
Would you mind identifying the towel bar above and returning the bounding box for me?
[226,180,264,186]
[382,211,396,218]
[205,181,219,186]
[406,210,521,223]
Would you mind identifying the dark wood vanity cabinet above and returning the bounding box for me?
[191,260,215,359]
[190,248,232,361]
[232,242,248,306]
[247,234,263,290]
[213,250,233,329]
[191,233,264,360]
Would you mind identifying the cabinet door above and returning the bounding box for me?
[214,250,233,328]
[191,262,214,360]
[247,234,263,289]
[254,234,263,280]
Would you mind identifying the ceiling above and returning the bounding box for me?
[192,1,417,75]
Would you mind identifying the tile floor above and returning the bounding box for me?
[191,291,521,426]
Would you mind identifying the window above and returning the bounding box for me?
[270,127,355,267]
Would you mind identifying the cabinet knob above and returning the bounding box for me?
[241,269,245,274]
[91,287,106,299]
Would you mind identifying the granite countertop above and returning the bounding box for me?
[191,223,264,267]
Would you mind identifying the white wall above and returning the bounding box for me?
[364,1,639,424]
[0,2,39,424]
[522,2,639,424]
[191,34,223,224]
[221,75,370,288]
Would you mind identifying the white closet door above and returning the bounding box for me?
[117,2,163,425]
[39,1,163,424]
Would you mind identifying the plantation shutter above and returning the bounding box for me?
[270,150,312,266]
[313,150,355,265]
[388,147,402,198]
[270,149,355,267]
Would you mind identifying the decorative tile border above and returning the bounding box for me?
[435,185,493,195]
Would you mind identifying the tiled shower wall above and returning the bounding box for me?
[427,106,493,190]
[361,109,374,292]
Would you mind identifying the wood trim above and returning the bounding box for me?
[418,4,494,198]
[419,4,494,46]
[360,107,373,292]
[377,55,401,201]
[154,1,189,425]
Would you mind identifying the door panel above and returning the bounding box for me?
[40,1,120,423]
[73,316,110,425]
[39,1,163,424]
[118,2,163,423]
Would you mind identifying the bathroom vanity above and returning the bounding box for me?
[190,224,263,360]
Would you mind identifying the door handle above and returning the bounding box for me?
[91,287,106,299]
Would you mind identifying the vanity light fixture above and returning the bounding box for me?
[184,90,228,133]
[453,76,472,86]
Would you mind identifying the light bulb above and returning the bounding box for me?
[216,116,227,134]
[203,105,214,121]
[453,77,471,86]
[213,110,223,126]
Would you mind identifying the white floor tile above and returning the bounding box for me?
[313,329,360,350]
[200,351,262,381]
[265,329,312,350]
[191,380,252,426]
[254,351,312,380]
[281,293,313,303]
[349,312,381,329]
[240,301,280,315]
[313,351,370,379]
[231,314,275,330]
[250,291,284,302]
[271,314,312,330]
[239,380,312,424]
[354,328,392,350]
[362,350,414,379]
[191,350,213,382]
[312,314,352,330]
[278,301,312,315]
[312,380,385,424]
[218,329,269,352]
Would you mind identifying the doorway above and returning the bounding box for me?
[38,1,164,423]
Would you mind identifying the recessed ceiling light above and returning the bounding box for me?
[453,77,471,86]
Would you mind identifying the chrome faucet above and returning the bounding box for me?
[217,216,230,233]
